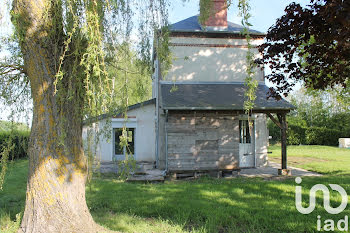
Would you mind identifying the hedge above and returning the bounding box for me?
[305,127,344,146]
[268,121,348,146]
[0,130,30,159]
[287,124,306,145]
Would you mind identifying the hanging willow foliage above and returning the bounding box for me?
[238,0,258,117]
[237,0,258,135]
[4,0,171,123]
[51,0,171,121]
[57,0,171,178]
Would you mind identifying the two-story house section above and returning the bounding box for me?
[153,0,293,172]
[83,0,294,175]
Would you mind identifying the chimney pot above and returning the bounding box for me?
[201,0,228,31]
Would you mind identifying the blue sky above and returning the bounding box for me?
[169,0,310,33]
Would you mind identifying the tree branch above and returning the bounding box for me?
[0,63,26,76]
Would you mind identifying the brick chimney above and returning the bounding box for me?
[200,0,228,31]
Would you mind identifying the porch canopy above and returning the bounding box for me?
[161,83,294,111]
[161,83,294,173]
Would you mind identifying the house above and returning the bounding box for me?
[83,0,294,174]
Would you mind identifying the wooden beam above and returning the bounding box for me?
[267,113,282,129]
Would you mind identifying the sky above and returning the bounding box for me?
[168,0,310,33]
[167,0,309,91]
[0,0,311,123]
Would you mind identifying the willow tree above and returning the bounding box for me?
[2,0,168,232]
[0,0,256,231]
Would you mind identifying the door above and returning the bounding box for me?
[113,128,135,161]
[239,120,255,168]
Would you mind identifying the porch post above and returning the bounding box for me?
[278,113,287,170]
[267,112,291,175]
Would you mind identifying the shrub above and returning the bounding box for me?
[267,120,280,143]
[0,130,30,159]
[305,127,343,146]
[268,120,306,145]
[268,119,346,146]
[287,124,306,145]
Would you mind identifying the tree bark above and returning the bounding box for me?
[12,0,105,232]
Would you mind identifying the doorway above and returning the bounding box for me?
[239,120,255,168]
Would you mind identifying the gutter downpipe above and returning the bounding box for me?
[163,109,169,176]
[155,37,160,169]
[155,114,159,167]
[155,35,168,177]
[155,65,159,168]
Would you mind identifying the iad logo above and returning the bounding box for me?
[295,177,348,215]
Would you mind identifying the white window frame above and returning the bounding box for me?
[111,118,137,161]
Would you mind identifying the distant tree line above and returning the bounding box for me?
[268,88,350,146]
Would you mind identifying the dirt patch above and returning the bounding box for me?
[269,156,329,166]
[262,176,295,181]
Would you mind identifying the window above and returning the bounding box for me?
[114,128,135,155]
[239,120,252,144]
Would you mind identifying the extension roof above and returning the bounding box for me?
[84,98,156,124]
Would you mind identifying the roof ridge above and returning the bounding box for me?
[170,15,263,34]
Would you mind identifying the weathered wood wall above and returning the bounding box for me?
[167,112,239,171]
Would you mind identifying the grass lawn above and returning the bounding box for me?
[0,145,350,232]
[269,144,350,175]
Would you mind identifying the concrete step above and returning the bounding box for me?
[93,161,156,174]
[136,161,155,172]
[127,169,165,182]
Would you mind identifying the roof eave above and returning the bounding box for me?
[169,30,266,38]
[163,107,293,112]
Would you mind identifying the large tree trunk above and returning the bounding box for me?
[12,0,105,232]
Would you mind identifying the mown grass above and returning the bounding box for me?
[86,176,350,233]
[269,145,350,175]
[0,159,27,233]
[1,146,350,232]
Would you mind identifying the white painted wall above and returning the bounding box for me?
[82,121,103,161]
[164,37,264,82]
[82,103,156,162]
[339,138,350,149]
[127,104,156,161]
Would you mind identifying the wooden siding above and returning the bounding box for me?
[167,112,239,171]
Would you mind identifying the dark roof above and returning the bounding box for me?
[127,98,156,112]
[161,83,294,111]
[170,15,263,35]
[84,98,156,124]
